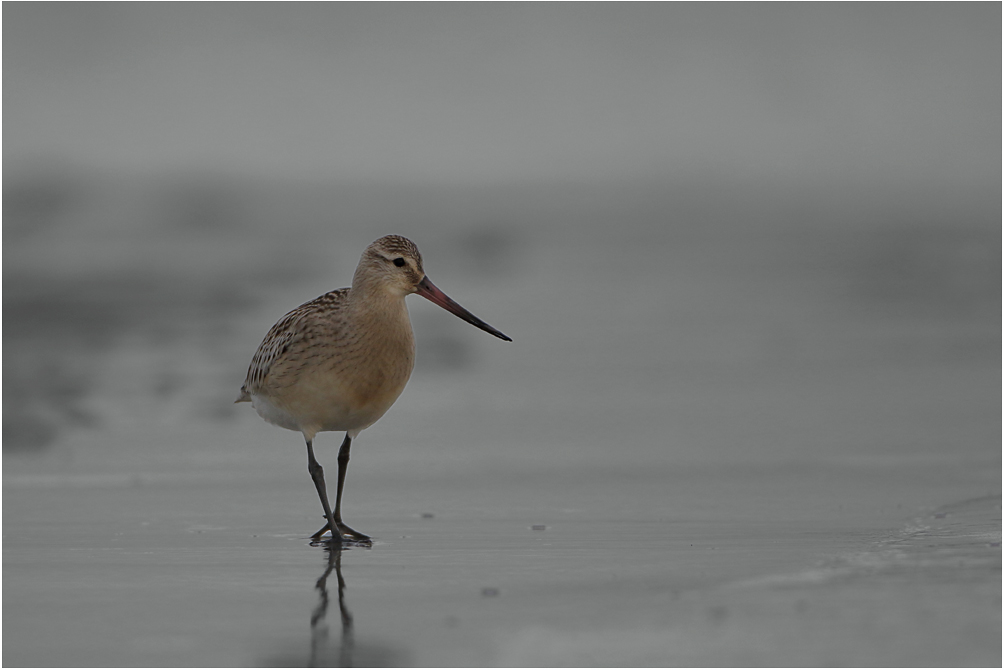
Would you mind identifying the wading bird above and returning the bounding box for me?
[236,235,511,542]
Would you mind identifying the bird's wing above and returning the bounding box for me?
[236,289,348,402]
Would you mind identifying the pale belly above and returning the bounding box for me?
[252,363,412,438]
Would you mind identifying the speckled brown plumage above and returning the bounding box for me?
[238,289,350,402]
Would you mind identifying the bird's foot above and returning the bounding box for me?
[338,523,372,543]
[310,520,371,545]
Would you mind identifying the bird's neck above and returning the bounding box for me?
[347,282,412,332]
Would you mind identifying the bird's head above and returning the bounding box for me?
[354,235,511,342]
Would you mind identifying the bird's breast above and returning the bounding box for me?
[340,340,414,414]
[306,314,416,432]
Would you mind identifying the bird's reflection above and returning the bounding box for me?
[308,539,368,667]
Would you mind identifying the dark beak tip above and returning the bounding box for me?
[417,274,511,343]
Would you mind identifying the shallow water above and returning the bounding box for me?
[3,177,1000,666]
[3,474,999,666]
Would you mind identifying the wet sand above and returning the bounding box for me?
[3,177,1000,666]
[3,472,999,666]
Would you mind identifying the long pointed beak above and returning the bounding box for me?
[415,276,512,342]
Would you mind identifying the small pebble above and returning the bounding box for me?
[531,524,547,531]
[421,512,435,519]
[481,587,499,597]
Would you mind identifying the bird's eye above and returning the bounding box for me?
[392,258,406,267]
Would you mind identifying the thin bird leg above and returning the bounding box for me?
[334,434,370,541]
[306,439,341,542]
[312,434,371,542]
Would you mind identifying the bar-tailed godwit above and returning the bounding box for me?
[236,235,511,542]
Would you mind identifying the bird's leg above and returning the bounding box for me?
[311,434,371,542]
[306,439,341,542]
[334,434,371,541]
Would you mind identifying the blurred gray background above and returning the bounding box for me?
[4,4,1000,667]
